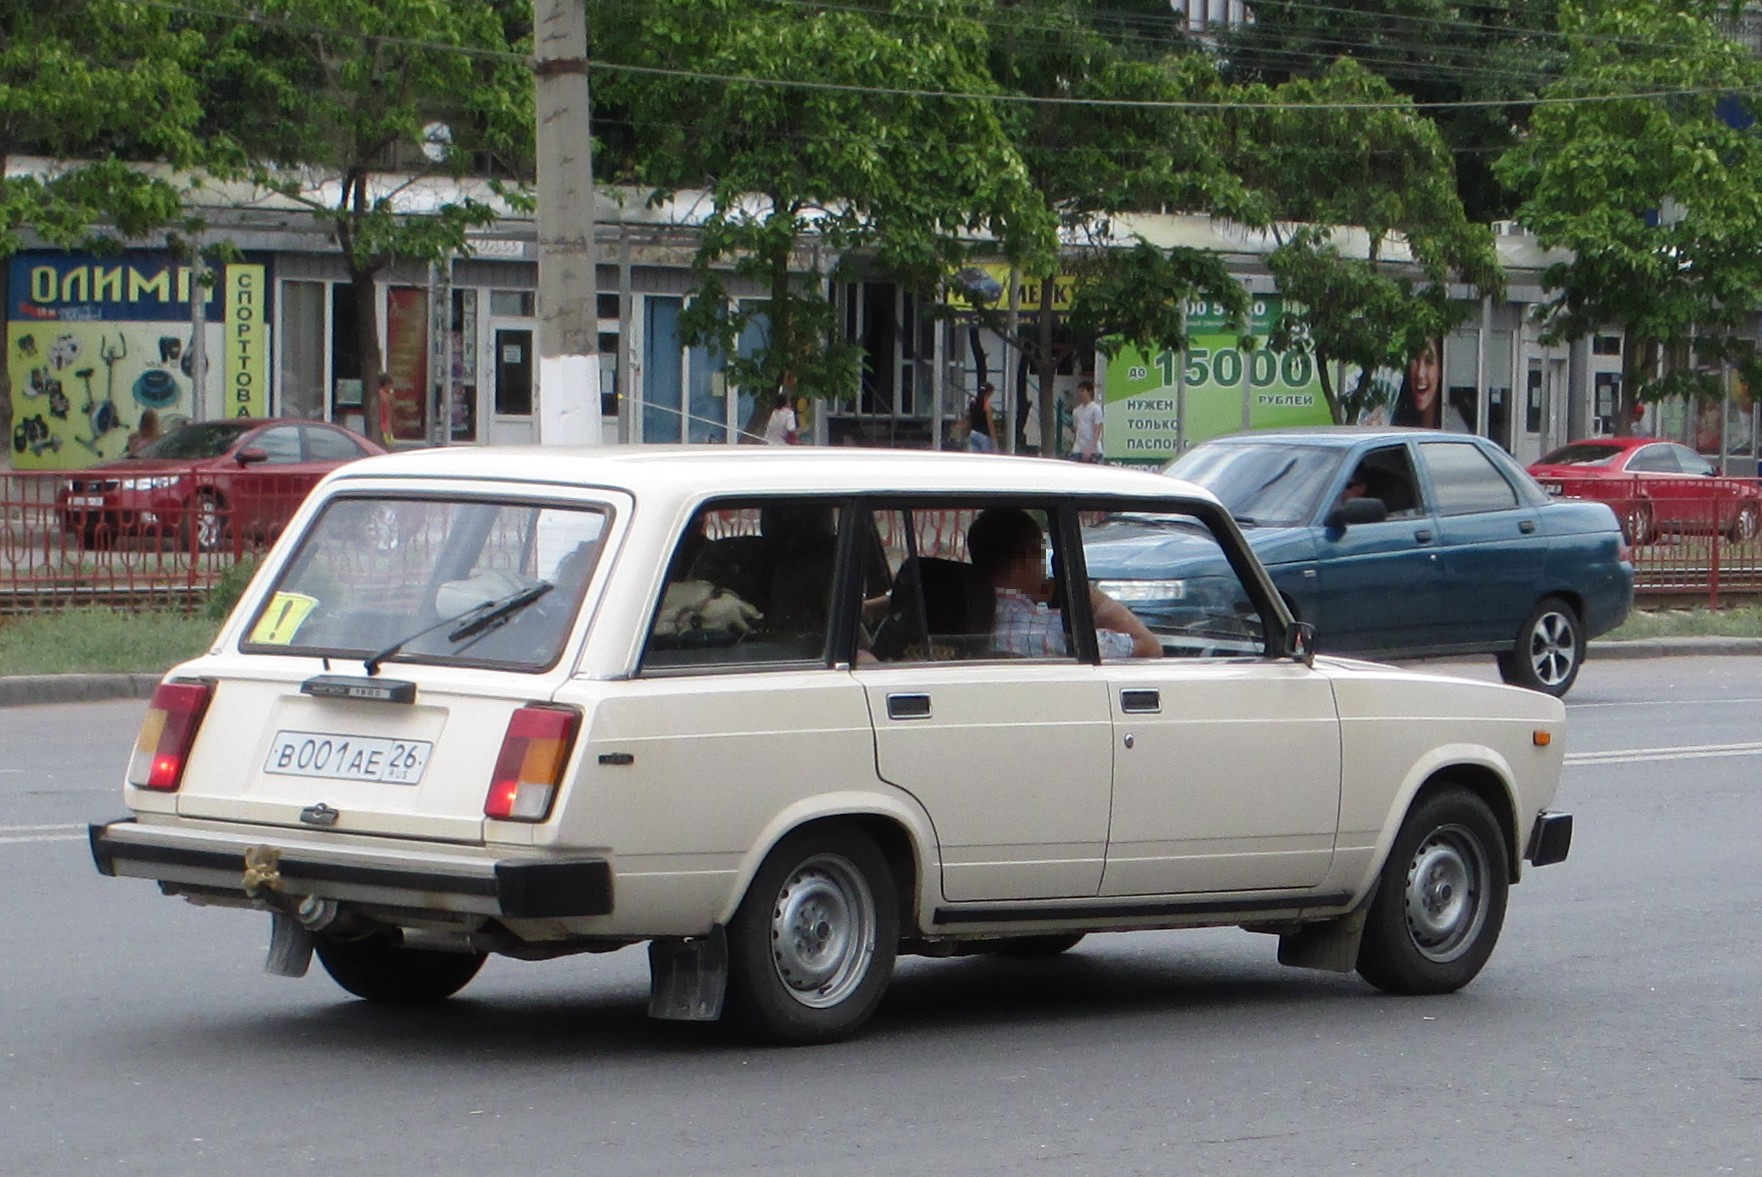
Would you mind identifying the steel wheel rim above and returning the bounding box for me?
[1527,609,1576,687]
[1623,504,1651,544]
[1402,823,1488,963]
[1738,507,1759,541]
[768,852,876,1009]
[195,500,222,550]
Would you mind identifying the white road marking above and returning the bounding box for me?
[1566,741,1762,765]
[0,833,87,845]
[1571,696,1762,710]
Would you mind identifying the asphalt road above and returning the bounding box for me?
[3,656,1759,1176]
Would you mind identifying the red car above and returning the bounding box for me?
[58,418,388,551]
[1527,437,1762,545]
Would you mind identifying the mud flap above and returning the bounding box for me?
[647,927,727,1021]
[1277,906,1370,973]
[265,913,314,978]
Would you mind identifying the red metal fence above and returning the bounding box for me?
[4,469,1761,613]
[0,469,316,614]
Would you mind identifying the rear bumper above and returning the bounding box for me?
[1525,809,1573,868]
[89,818,613,920]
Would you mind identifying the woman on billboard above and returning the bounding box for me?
[1391,337,1468,430]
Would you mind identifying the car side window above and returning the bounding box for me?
[1672,445,1715,476]
[1346,445,1424,517]
[304,426,368,461]
[1423,441,1521,515]
[253,426,303,463]
[1628,444,1679,473]
[641,497,841,671]
[1083,505,1267,659]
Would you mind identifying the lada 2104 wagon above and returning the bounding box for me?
[90,447,1573,1044]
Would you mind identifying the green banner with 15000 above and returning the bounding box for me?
[1100,296,1331,464]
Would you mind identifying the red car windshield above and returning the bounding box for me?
[1537,443,1625,467]
[130,422,254,460]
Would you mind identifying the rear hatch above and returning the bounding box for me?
[173,671,542,842]
[165,483,627,842]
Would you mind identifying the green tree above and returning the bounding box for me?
[1229,59,1504,423]
[1494,0,1762,434]
[0,0,207,451]
[593,0,1053,440]
[203,0,532,439]
[1219,0,1564,223]
[986,2,1250,451]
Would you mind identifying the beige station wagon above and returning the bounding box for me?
[91,446,1573,1044]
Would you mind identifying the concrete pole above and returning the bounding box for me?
[534,0,601,445]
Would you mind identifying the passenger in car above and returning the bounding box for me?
[967,507,1162,660]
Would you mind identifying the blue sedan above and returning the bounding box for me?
[1083,428,1635,696]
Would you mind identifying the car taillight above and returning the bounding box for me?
[484,705,580,822]
[127,681,214,791]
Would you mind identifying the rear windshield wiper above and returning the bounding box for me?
[363,581,553,675]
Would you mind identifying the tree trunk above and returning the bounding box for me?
[1616,332,1654,439]
[353,266,385,444]
[0,261,12,464]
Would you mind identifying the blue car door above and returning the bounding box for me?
[1309,442,1445,654]
[1419,439,1549,647]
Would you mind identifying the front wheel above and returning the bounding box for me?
[1497,596,1583,697]
[1621,500,1655,546]
[181,491,225,554]
[1356,787,1509,995]
[724,827,898,1045]
[1727,502,1759,543]
[313,933,486,1004]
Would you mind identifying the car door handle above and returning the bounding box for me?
[1519,519,1537,534]
[1120,688,1161,714]
[1414,529,1434,544]
[886,693,932,720]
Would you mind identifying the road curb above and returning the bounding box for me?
[1,637,1758,708]
[0,673,163,708]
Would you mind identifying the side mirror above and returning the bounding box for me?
[1283,621,1316,667]
[1325,496,1389,529]
[235,446,269,466]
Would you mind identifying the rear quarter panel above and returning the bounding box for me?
[1533,499,1634,638]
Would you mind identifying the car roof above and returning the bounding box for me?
[1198,426,1480,448]
[327,444,1223,507]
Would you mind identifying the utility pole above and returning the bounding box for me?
[533,0,600,445]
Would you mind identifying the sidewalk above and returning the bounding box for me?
[3,637,1759,708]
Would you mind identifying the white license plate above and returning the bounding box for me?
[264,730,433,785]
[1541,482,1562,495]
[69,496,105,508]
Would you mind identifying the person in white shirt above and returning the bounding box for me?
[1070,378,1104,462]
[967,507,1160,660]
[763,390,799,445]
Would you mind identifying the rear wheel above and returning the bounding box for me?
[1496,596,1583,697]
[723,827,898,1045]
[1356,787,1509,995]
[313,933,486,1004]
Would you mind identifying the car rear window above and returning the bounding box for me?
[240,496,609,672]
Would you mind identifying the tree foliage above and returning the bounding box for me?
[1228,59,1504,423]
[593,0,1052,437]
[1,0,209,443]
[201,0,533,432]
[1495,0,1762,432]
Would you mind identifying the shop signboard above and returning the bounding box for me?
[7,251,270,469]
[1099,296,1333,463]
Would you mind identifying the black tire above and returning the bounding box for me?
[1356,787,1509,995]
[1496,596,1583,697]
[994,933,1086,957]
[724,827,898,1045]
[313,933,486,1004]
[1727,502,1759,544]
[1621,500,1655,546]
[181,491,225,554]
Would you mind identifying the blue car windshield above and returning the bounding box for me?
[1163,443,1345,526]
